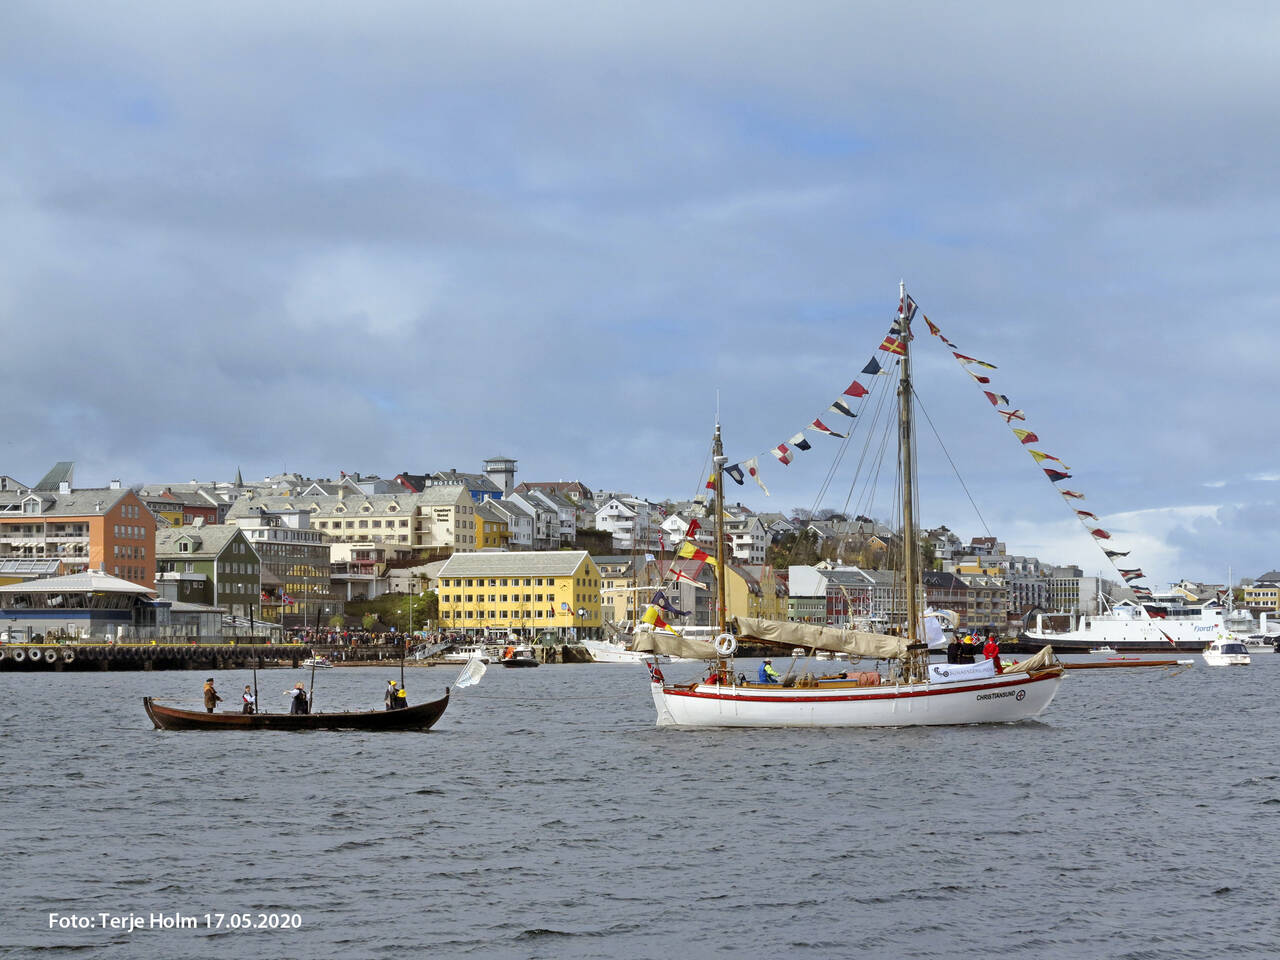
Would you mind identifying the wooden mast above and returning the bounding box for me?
[897,281,926,680]
[713,423,728,635]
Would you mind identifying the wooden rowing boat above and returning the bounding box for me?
[143,691,450,731]
[1059,659,1186,670]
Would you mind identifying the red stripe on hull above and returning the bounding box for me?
[662,671,1056,705]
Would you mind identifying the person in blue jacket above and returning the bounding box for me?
[758,658,782,683]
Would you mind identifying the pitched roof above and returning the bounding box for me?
[437,550,594,578]
[0,486,135,518]
[155,525,250,558]
[0,569,155,595]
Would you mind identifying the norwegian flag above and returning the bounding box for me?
[1119,568,1145,582]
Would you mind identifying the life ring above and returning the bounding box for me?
[62,649,76,663]
[11,648,26,663]
[714,633,737,656]
[44,649,58,664]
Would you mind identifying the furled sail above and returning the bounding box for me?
[632,630,719,660]
[735,617,909,660]
[1001,645,1056,673]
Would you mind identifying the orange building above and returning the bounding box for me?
[0,465,156,587]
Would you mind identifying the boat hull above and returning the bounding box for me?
[649,670,1063,728]
[581,638,680,664]
[143,692,449,731]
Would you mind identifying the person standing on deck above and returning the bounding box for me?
[983,634,1003,674]
[385,679,398,711]
[203,678,222,714]
[286,682,310,714]
[241,685,255,714]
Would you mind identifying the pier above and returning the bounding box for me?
[0,642,310,672]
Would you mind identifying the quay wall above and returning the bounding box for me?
[0,642,310,672]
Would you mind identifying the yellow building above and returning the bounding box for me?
[1243,579,1280,613]
[724,563,787,622]
[474,501,513,551]
[596,554,662,626]
[435,550,602,639]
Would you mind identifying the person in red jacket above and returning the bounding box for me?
[983,634,1003,674]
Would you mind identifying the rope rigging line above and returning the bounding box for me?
[912,386,992,539]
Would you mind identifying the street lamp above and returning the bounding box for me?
[576,606,586,642]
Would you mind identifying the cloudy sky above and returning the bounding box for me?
[3,2,1277,587]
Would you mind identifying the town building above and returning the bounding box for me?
[594,496,663,553]
[0,464,156,587]
[596,554,663,627]
[434,551,603,639]
[225,486,477,555]
[474,500,513,551]
[155,523,261,618]
[1243,572,1280,613]
[231,508,334,628]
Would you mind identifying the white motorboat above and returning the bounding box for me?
[1202,638,1251,666]
[1088,645,1116,655]
[500,643,540,668]
[441,644,495,664]
[301,656,333,669]
[581,637,681,664]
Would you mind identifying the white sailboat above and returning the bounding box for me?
[635,284,1065,727]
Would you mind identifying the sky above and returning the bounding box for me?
[2,2,1278,589]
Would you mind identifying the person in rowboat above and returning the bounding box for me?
[385,679,398,711]
[285,682,310,714]
[203,678,223,714]
[241,685,256,714]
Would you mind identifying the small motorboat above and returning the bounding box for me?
[500,643,540,668]
[301,656,334,669]
[1088,645,1117,655]
[1202,638,1251,667]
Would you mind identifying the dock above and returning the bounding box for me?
[0,642,311,672]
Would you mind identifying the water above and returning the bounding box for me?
[2,657,1278,959]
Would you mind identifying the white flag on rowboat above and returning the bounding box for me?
[453,656,488,690]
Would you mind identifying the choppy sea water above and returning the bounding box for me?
[1,655,1278,960]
